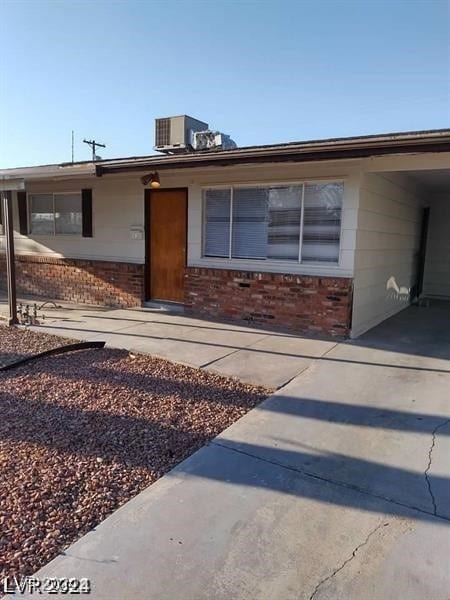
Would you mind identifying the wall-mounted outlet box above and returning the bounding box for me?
[130,226,144,241]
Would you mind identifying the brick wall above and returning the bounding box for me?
[185,267,353,337]
[0,255,144,308]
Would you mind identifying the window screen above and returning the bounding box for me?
[301,183,343,263]
[30,194,54,235]
[55,193,82,235]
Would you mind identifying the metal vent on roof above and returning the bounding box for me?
[155,118,171,147]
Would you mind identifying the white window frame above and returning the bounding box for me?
[202,179,344,266]
[27,191,83,237]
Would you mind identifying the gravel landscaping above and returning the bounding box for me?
[0,326,269,583]
[0,324,76,368]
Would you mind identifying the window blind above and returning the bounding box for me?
[202,182,343,264]
[301,183,343,263]
[267,186,302,260]
[232,188,268,259]
[204,189,231,257]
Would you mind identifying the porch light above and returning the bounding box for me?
[141,171,160,188]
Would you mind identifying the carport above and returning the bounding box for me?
[351,163,450,338]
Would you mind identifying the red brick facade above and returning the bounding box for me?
[0,256,353,335]
[0,254,144,308]
[185,267,353,336]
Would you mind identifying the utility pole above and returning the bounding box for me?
[83,138,106,161]
[71,130,75,163]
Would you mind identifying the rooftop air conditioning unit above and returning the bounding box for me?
[154,115,209,154]
[192,130,237,151]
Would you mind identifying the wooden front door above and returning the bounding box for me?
[147,189,187,302]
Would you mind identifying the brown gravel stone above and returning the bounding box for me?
[0,324,77,368]
[0,326,269,584]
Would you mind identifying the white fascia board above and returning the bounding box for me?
[0,163,96,181]
[363,152,450,173]
[0,178,25,191]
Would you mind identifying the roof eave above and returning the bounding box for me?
[0,163,96,181]
[96,137,450,176]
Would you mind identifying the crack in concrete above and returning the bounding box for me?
[425,418,450,515]
[211,440,450,523]
[309,522,389,599]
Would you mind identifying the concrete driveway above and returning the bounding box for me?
[23,301,450,599]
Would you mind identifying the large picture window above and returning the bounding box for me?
[29,193,82,236]
[203,182,343,263]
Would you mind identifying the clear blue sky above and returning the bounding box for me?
[1,0,449,168]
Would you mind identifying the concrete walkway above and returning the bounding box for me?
[0,298,336,389]
[21,301,450,599]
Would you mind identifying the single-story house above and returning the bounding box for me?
[1,126,449,338]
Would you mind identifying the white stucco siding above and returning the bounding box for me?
[351,172,424,337]
[424,193,450,298]
[0,177,146,263]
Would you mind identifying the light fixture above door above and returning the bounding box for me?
[141,172,160,188]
